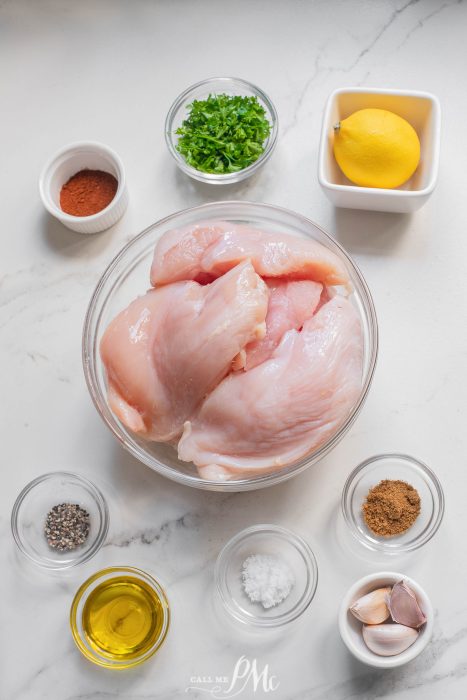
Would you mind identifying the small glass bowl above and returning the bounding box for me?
[165,77,278,184]
[342,454,444,554]
[11,472,109,570]
[70,567,170,669]
[215,524,318,628]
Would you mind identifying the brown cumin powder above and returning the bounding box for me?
[362,479,421,537]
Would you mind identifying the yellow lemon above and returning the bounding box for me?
[333,108,420,189]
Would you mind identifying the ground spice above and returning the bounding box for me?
[60,169,118,217]
[44,503,90,551]
[362,479,421,537]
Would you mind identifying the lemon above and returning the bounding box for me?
[333,108,420,189]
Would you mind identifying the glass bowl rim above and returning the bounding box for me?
[214,523,319,627]
[82,199,378,491]
[11,470,109,570]
[164,76,279,184]
[69,565,170,669]
[341,453,445,553]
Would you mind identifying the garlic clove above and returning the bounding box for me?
[349,587,391,624]
[362,623,418,656]
[388,580,427,629]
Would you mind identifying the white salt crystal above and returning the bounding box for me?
[242,553,295,609]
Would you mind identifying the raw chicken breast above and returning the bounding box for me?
[243,279,323,370]
[150,221,230,285]
[150,221,349,287]
[178,296,363,479]
[100,261,268,441]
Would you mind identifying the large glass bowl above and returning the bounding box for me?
[83,201,378,492]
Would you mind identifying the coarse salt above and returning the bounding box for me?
[242,554,295,609]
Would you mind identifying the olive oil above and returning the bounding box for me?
[82,575,165,660]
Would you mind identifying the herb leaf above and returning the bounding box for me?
[175,93,272,174]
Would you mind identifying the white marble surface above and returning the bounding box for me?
[2,0,467,697]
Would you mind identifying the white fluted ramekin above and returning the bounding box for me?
[39,141,128,234]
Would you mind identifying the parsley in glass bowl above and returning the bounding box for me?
[165,77,278,184]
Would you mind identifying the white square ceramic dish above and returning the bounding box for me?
[318,87,441,213]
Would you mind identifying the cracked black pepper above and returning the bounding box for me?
[44,503,90,551]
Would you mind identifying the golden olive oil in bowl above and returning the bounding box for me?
[70,567,170,668]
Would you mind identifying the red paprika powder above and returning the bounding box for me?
[60,169,118,217]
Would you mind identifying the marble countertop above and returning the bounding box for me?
[2,0,467,698]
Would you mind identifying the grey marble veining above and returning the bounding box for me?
[2,0,467,698]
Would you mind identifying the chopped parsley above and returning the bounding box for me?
[175,93,272,174]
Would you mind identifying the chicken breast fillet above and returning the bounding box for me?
[150,221,349,287]
[100,261,268,441]
[177,296,363,480]
[243,279,323,370]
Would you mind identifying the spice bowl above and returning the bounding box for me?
[339,572,433,668]
[39,141,128,234]
[214,524,318,628]
[165,77,278,184]
[70,567,170,669]
[342,454,444,555]
[11,471,109,570]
